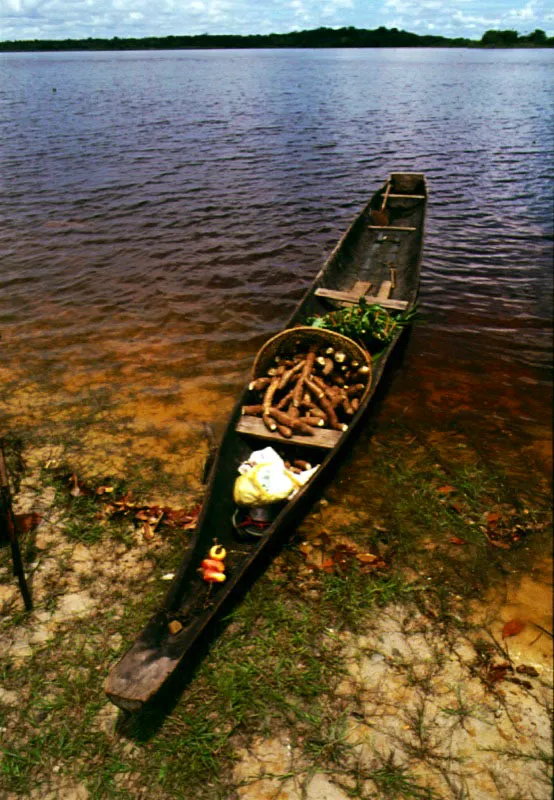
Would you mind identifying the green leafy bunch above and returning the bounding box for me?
[306,296,416,353]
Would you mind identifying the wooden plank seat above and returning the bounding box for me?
[368,225,417,232]
[376,280,392,299]
[386,194,426,200]
[314,280,371,307]
[235,414,342,449]
[315,282,408,311]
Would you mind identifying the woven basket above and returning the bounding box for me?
[252,327,372,401]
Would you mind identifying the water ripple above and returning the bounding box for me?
[0,48,552,399]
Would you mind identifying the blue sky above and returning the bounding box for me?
[1,0,552,42]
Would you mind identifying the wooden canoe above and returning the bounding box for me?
[105,172,427,712]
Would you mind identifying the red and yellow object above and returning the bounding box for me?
[201,558,224,573]
[200,545,227,583]
[203,569,226,583]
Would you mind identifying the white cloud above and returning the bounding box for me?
[453,10,499,25]
[507,2,536,21]
[325,0,354,8]
[322,0,354,20]
[0,0,552,42]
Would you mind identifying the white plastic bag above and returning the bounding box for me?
[233,447,318,506]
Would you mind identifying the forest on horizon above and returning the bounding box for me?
[0,25,552,51]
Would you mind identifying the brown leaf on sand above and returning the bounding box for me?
[488,538,511,550]
[164,504,201,530]
[329,544,358,572]
[516,664,539,677]
[356,553,378,564]
[142,522,155,541]
[502,618,526,639]
[487,662,513,683]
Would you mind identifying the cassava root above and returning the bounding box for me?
[244,342,371,439]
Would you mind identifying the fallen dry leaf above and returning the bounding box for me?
[449,536,467,545]
[487,661,513,683]
[486,511,500,527]
[120,490,134,502]
[502,619,526,638]
[142,522,155,541]
[506,677,533,690]
[163,505,201,530]
[148,512,164,531]
[516,664,539,677]
[437,485,456,495]
[488,667,508,683]
[356,553,378,564]
[360,559,386,570]
[330,544,358,571]
[488,538,511,550]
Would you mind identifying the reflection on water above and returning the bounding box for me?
[0,48,552,610]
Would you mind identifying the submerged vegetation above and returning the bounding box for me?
[0,26,552,52]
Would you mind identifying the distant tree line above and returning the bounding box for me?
[0,25,552,52]
[480,28,550,46]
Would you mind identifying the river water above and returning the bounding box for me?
[0,49,552,624]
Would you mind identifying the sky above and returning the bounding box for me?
[1,0,553,43]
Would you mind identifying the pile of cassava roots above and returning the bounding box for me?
[242,343,371,439]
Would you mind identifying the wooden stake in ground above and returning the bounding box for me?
[0,439,32,611]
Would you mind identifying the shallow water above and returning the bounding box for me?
[486,554,553,668]
[0,49,552,635]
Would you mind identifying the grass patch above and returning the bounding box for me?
[0,406,551,799]
[112,576,349,796]
[370,755,440,799]
[341,424,552,606]
[320,569,415,630]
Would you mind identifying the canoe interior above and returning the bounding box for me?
[105,172,427,711]
[295,171,426,324]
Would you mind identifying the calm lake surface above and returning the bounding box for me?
[0,48,552,492]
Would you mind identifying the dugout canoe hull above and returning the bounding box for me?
[105,172,427,712]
